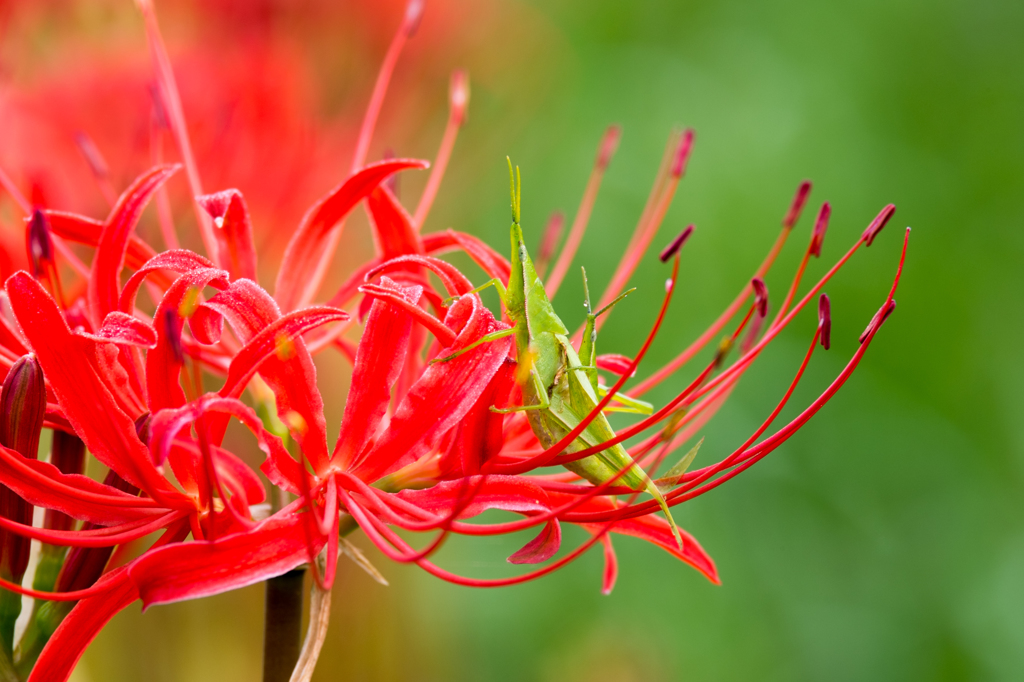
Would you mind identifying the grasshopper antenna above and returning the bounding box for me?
[581,267,593,315]
[507,156,522,225]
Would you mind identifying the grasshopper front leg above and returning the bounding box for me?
[442,277,510,309]
[490,367,551,413]
[431,326,517,364]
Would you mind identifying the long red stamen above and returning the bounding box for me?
[136,0,217,259]
[534,212,565,279]
[74,131,118,207]
[567,228,909,523]
[545,125,621,297]
[527,302,755,469]
[594,130,692,321]
[0,510,185,548]
[0,166,30,213]
[631,180,813,396]
[500,212,900,479]
[349,486,626,588]
[351,0,423,172]
[150,86,180,250]
[414,69,469,230]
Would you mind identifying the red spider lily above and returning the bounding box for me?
[0,0,464,262]
[0,1,908,680]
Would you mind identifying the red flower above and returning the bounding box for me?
[0,1,908,680]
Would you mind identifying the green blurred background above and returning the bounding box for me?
[5,0,1022,679]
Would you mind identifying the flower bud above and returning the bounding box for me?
[0,355,46,461]
[0,354,45,650]
[27,210,54,277]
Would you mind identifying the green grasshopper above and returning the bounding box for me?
[445,160,681,545]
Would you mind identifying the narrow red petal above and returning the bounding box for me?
[366,254,472,297]
[119,249,215,314]
[275,158,429,312]
[198,189,258,281]
[351,297,511,481]
[6,273,185,503]
[599,534,618,595]
[508,520,562,565]
[595,353,636,377]
[199,280,330,468]
[422,229,512,283]
[87,164,180,326]
[220,306,349,400]
[79,312,157,348]
[44,209,157,273]
[366,185,423,260]
[395,475,554,518]
[147,267,229,413]
[129,508,326,608]
[0,443,160,525]
[332,278,417,468]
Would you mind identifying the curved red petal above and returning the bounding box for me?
[275,158,428,312]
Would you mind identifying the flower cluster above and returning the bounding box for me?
[0,1,907,680]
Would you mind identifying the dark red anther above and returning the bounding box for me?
[0,355,45,461]
[818,294,832,350]
[859,299,897,343]
[0,354,45,582]
[596,125,622,170]
[44,431,86,533]
[782,181,812,229]
[751,277,768,317]
[404,0,425,36]
[659,224,694,263]
[810,202,831,257]
[862,204,896,246]
[670,129,695,177]
[162,308,184,365]
[27,209,54,277]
